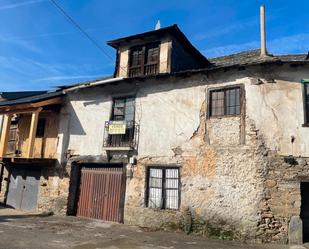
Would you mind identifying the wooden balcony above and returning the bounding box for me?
[0,96,62,160]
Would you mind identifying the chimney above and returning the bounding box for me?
[260,5,267,57]
[155,20,161,30]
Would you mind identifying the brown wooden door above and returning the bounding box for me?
[76,166,125,222]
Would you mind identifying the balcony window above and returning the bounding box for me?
[128,43,159,77]
[103,97,138,148]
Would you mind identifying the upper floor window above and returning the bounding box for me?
[303,81,309,125]
[128,43,159,77]
[209,87,241,117]
[112,97,135,121]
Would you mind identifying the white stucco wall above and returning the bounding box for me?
[58,66,309,159]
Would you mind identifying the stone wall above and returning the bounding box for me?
[37,165,70,215]
[255,152,309,243]
[57,63,309,243]
[124,95,269,241]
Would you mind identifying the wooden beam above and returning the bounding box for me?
[31,97,62,108]
[0,97,62,114]
[26,110,40,158]
[0,107,41,115]
[0,114,12,157]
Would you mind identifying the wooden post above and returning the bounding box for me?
[26,110,40,158]
[0,114,12,157]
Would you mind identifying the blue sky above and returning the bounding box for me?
[0,0,308,91]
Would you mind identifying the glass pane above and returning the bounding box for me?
[227,106,235,115]
[150,168,162,178]
[211,90,225,116]
[148,188,162,208]
[114,107,124,116]
[236,105,240,115]
[149,177,162,188]
[114,99,125,107]
[165,179,178,189]
[125,114,134,122]
[165,189,178,209]
[166,169,178,178]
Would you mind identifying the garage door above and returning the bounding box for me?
[76,166,125,222]
[6,167,40,212]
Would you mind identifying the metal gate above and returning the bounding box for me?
[76,166,125,222]
[6,167,40,211]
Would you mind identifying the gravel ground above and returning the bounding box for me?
[0,206,303,249]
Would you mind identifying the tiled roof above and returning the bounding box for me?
[209,49,308,67]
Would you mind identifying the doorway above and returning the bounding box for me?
[301,182,309,242]
[76,164,126,222]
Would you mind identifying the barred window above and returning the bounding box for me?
[209,87,241,117]
[147,167,179,210]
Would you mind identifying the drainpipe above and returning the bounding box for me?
[260,5,267,57]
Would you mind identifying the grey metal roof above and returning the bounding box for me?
[0,91,47,101]
[57,76,113,90]
[0,90,63,107]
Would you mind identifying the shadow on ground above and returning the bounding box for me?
[0,203,50,223]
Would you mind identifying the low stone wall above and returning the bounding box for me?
[256,153,309,243]
[38,165,70,215]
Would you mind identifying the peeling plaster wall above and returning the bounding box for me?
[246,79,309,157]
[57,63,309,242]
[59,88,112,156]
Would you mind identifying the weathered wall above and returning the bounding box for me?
[0,162,68,215]
[17,111,59,158]
[37,166,70,215]
[57,63,309,242]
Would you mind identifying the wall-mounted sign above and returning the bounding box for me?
[108,121,126,134]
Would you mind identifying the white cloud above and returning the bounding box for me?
[35,75,104,82]
[0,37,43,53]
[194,17,257,41]
[203,33,309,57]
[0,0,46,10]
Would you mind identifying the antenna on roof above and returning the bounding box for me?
[155,20,161,30]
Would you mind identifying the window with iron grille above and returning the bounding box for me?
[128,43,159,77]
[209,87,241,117]
[146,167,180,210]
[304,82,309,125]
[105,97,136,147]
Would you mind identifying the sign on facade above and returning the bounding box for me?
[108,121,126,134]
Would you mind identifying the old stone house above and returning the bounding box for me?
[0,16,309,244]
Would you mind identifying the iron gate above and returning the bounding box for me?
[6,167,40,211]
[76,166,125,222]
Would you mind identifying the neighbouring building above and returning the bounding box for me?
[0,10,309,244]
